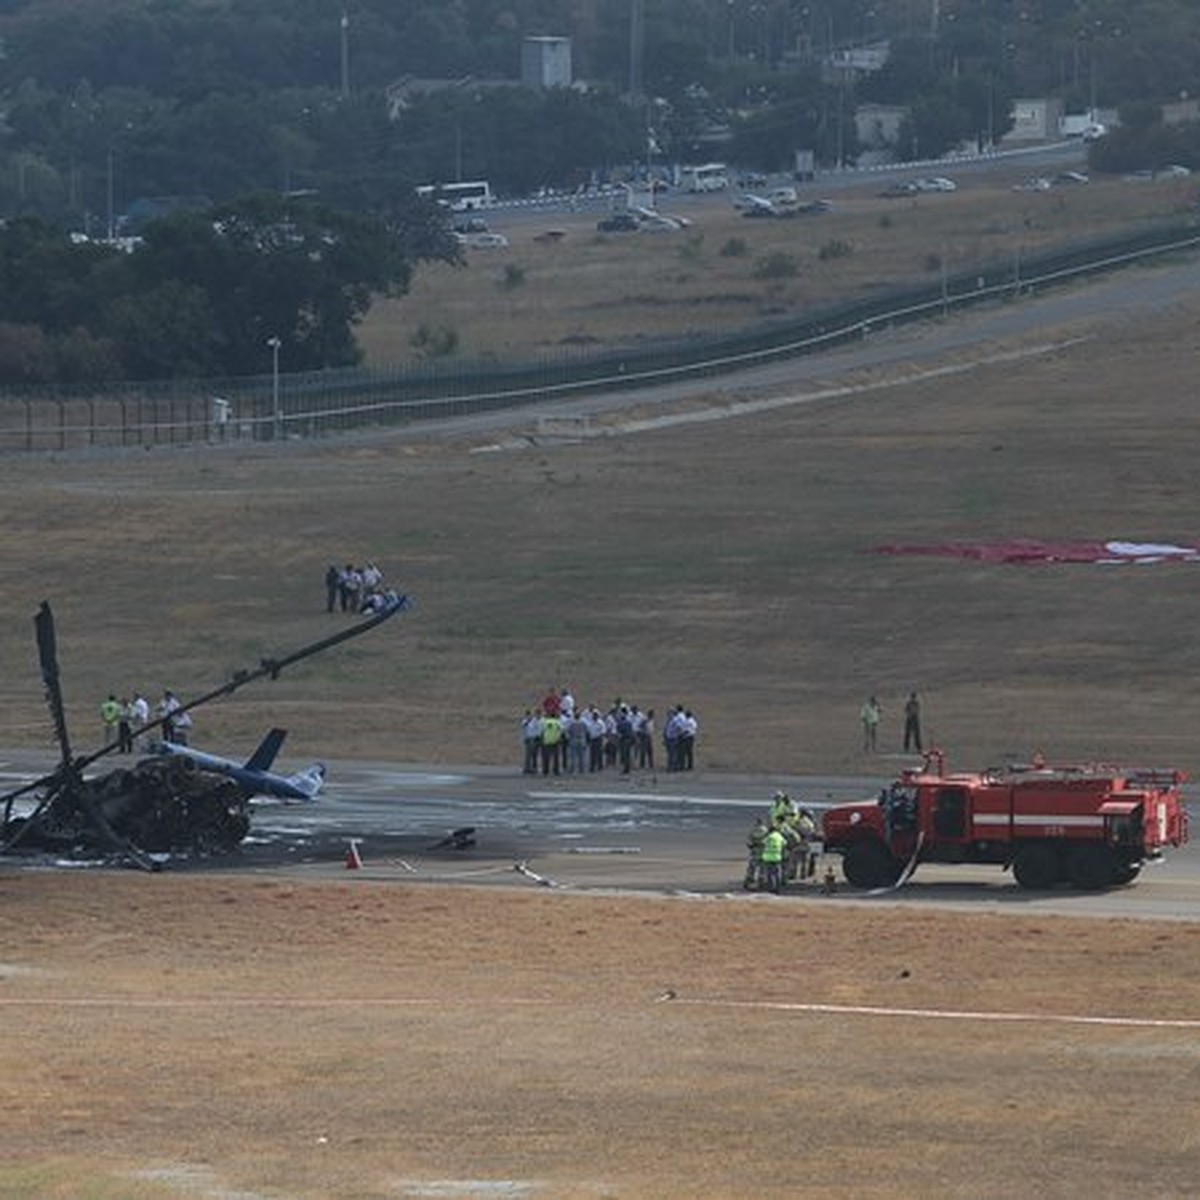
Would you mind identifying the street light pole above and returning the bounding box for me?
[340,6,350,98]
[267,336,282,440]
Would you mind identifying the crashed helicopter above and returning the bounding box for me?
[0,595,408,870]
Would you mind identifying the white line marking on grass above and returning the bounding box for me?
[0,997,557,1009]
[5,994,1196,1030]
[673,998,1200,1029]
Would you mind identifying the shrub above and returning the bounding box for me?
[720,236,747,257]
[499,264,526,291]
[753,251,798,280]
[819,239,853,261]
[410,323,459,358]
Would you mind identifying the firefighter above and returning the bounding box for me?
[760,823,786,894]
[795,807,819,880]
[780,816,805,882]
[770,789,797,827]
[743,817,769,890]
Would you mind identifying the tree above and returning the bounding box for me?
[0,195,443,382]
[127,195,415,374]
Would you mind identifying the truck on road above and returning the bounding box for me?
[822,752,1188,890]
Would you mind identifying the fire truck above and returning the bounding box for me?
[821,752,1189,890]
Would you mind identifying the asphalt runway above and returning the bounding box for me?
[229,758,1200,920]
[2,750,1197,918]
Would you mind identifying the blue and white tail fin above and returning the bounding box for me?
[244,728,287,773]
[286,763,325,800]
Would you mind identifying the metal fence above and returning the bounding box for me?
[2,219,1197,454]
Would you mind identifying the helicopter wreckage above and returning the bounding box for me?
[0,596,409,870]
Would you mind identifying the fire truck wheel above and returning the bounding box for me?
[1011,843,1062,890]
[1065,844,1117,890]
[842,840,901,889]
[1111,862,1141,886]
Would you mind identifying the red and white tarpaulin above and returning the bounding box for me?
[874,540,1200,565]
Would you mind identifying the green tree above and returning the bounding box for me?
[126,195,414,374]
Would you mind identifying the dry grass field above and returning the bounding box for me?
[4,165,1200,1199]
[4,875,1200,1200]
[359,168,1199,364]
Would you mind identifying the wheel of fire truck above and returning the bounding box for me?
[842,840,901,889]
[1011,842,1062,890]
[1111,862,1142,886]
[1065,844,1117,890]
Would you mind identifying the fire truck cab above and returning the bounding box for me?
[822,752,1189,890]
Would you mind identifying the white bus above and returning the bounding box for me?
[679,163,729,193]
[415,180,494,212]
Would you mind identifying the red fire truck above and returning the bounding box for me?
[822,752,1189,890]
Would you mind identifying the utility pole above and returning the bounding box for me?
[628,0,645,100]
[267,336,282,441]
[340,6,350,98]
[106,147,115,241]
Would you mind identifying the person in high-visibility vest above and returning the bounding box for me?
[99,694,121,743]
[540,713,563,776]
[794,807,819,880]
[743,818,769,890]
[760,824,787,894]
[770,790,796,827]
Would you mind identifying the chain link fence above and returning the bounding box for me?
[1,220,1196,454]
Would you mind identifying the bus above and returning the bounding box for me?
[678,163,729,193]
[415,180,494,212]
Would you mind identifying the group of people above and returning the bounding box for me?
[99,688,191,754]
[520,687,699,777]
[744,791,819,893]
[859,690,924,754]
[324,561,391,614]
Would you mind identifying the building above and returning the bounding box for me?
[1162,96,1200,126]
[521,36,572,89]
[855,103,908,161]
[1005,98,1065,142]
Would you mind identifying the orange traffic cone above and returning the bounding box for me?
[345,839,363,870]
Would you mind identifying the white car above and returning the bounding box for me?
[455,231,509,249]
[912,176,957,192]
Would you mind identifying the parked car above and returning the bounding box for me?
[597,212,640,233]
[912,176,957,192]
[455,231,508,249]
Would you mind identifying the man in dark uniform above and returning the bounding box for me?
[903,691,922,752]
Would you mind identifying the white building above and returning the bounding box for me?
[521,36,572,89]
[1006,98,1065,142]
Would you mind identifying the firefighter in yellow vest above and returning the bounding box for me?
[770,790,797,827]
[743,817,769,890]
[794,806,819,880]
[760,823,787,894]
[778,815,802,882]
